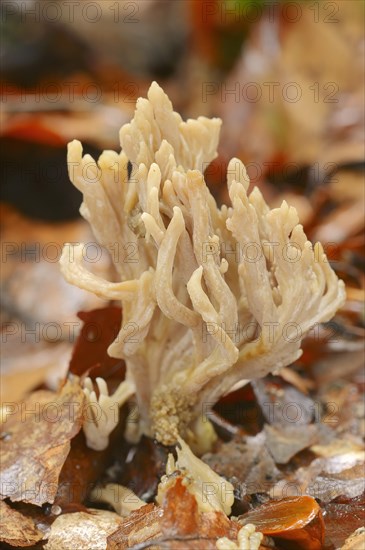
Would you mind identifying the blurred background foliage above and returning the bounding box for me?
[1,0,364,218]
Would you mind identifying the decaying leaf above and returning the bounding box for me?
[252,378,316,428]
[203,432,283,497]
[239,496,325,550]
[271,451,365,503]
[107,503,162,549]
[66,307,132,451]
[305,453,365,503]
[116,435,172,501]
[160,477,240,545]
[54,427,125,510]
[49,307,129,508]
[0,500,43,547]
[323,496,365,549]
[107,476,241,550]
[44,509,124,550]
[68,307,124,382]
[0,378,84,506]
[264,423,318,465]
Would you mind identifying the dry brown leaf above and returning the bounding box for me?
[0,378,84,506]
[0,500,43,547]
[0,339,72,403]
[107,503,162,549]
[44,509,124,550]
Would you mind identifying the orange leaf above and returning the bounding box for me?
[240,496,324,550]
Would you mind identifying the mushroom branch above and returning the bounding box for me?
[60,82,346,451]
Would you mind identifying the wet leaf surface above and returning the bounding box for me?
[239,496,325,550]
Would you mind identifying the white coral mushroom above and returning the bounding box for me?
[216,524,263,550]
[60,82,346,449]
[82,377,134,450]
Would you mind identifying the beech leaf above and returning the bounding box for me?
[44,509,123,550]
[239,496,324,550]
[0,379,84,506]
[0,500,43,547]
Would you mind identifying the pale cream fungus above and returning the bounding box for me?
[60,82,345,455]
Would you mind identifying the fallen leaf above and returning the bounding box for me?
[0,339,72,403]
[54,432,117,510]
[323,497,365,549]
[271,451,365,503]
[107,503,162,550]
[0,378,84,506]
[161,477,200,536]
[68,307,125,389]
[252,378,315,428]
[264,423,318,464]
[44,509,123,550]
[306,454,365,503]
[51,308,129,509]
[0,500,43,547]
[108,477,241,550]
[54,407,127,510]
[239,496,324,550]
[203,432,283,497]
[311,438,364,458]
[116,435,171,502]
